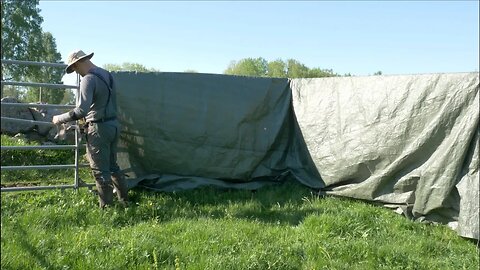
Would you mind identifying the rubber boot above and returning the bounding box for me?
[95,177,113,208]
[112,172,129,207]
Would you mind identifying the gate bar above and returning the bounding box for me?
[1,81,78,89]
[1,59,66,68]
[1,183,95,192]
[1,117,55,126]
[1,102,75,109]
[1,164,89,171]
[1,145,82,150]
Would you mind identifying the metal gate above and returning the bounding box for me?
[1,59,93,192]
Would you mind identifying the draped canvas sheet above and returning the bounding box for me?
[111,71,478,239]
[290,73,479,239]
[113,72,321,191]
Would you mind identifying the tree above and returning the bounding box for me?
[267,59,287,78]
[306,67,337,78]
[286,59,310,78]
[103,62,159,72]
[184,69,198,73]
[373,71,383,75]
[60,89,76,105]
[224,57,268,77]
[1,0,43,81]
[2,86,24,100]
[224,57,339,78]
[1,0,65,104]
[24,32,64,104]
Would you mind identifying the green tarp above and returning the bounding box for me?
[290,73,479,240]
[113,71,478,240]
[114,72,321,191]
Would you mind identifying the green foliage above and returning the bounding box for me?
[23,32,65,104]
[1,0,65,104]
[224,57,268,77]
[286,59,310,78]
[225,57,338,78]
[103,62,159,72]
[183,69,198,73]
[267,59,287,78]
[1,182,478,269]
[60,89,76,105]
[1,0,43,79]
[307,67,336,78]
[2,85,24,100]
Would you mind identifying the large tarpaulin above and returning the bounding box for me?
[113,71,478,239]
[113,72,321,191]
[290,73,479,240]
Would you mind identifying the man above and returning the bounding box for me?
[52,50,129,208]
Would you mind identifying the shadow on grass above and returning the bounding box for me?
[125,178,323,226]
[11,223,58,270]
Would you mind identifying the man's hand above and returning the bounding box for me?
[52,115,62,125]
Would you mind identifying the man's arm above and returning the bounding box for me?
[53,75,95,124]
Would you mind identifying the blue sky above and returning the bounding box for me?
[38,0,478,80]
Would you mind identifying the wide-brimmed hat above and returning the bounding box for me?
[65,50,94,74]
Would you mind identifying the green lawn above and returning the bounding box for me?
[1,135,478,269]
[1,182,478,270]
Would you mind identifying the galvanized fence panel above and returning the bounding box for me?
[1,59,94,192]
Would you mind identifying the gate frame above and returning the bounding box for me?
[1,59,94,192]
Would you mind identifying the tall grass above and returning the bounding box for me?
[1,135,478,269]
[2,184,478,270]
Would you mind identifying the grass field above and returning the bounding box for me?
[1,135,479,269]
